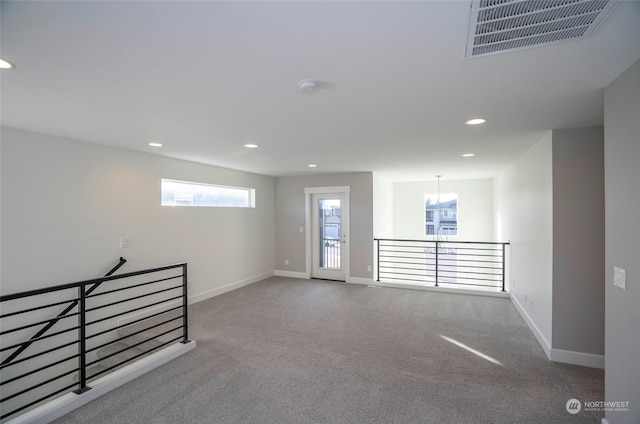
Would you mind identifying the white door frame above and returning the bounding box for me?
[304,186,350,282]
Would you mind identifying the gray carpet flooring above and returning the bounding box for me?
[54,277,604,424]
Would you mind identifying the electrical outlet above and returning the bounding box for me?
[285,259,289,266]
[299,226,304,233]
[367,265,372,272]
[120,238,130,248]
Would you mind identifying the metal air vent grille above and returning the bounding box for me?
[465,0,618,58]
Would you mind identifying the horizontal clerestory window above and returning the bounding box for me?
[161,179,255,208]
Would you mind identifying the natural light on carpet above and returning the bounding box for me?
[440,335,503,367]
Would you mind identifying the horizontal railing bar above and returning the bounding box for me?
[87,335,183,381]
[0,340,78,371]
[0,263,186,302]
[378,244,437,249]
[379,271,435,277]
[0,382,79,421]
[379,249,434,254]
[380,265,502,276]
[438,258,503,263]
[0,312,79,336]
[437,247,502,252]
[445,264,502,270]
[434,252,502,258]
[379,258,435,263]
[86,285,182,312]
[432,259,503,265]
[1,367,79,403]
[0,326,79,352]
[379,265,432,272]
[379,271,436,278]
[433,281,501,288]
[87,316,183,353]
[380,250,502,260]
[378,276,434,284]
[379,261,435,266]
[86,326,183,367]
[0,354,79,386]
[380,257,435,264]
[375,238,510,245]
[86,305,183,340]
[378,257,434,261]
[0,298,78,319]
[85,296,183,327]
[87,275,182,299]
[436,269,502,277]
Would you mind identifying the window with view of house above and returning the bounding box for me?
[161,179,255,208]
[425,193,458,236]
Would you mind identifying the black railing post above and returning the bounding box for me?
[434,240,439,287]
[376,239,380,282]
[181,264,190,344]
[74,284,90,394]
[501,243,506,292]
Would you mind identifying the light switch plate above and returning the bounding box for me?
[613,266,626,290]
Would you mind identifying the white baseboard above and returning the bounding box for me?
[274,270,309,279]
[273,273,378,287]
[550,348,604,369]
[7,341,195,424]
[189,271,274,304]
[348,277,375,285]
[379,280,510,298]
[510,295,604,369]
[510,294,552,359]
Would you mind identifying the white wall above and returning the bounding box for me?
[275,172,373,280]
[372,173,394,239]
[0,127,276,301]
[551,126,604,357]
[604,59,640,424]
[494,132,554,354]
[392,179,494,241]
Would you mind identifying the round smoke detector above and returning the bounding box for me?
[299,79,319,93]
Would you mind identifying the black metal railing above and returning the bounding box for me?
[320,237,341,269]
[375,239,509,291]
[0,260,190,421]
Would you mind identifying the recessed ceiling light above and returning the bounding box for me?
[465,118,486,125]
[307,164,318,168]
[0,58,16,69]
[243,143,259,149]
[462,153,475,157]
[148,142,163,147]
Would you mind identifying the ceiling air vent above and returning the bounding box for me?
[465,0,619,58]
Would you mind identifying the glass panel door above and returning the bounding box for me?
[312,194,346,281]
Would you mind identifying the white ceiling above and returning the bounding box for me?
[2,1,639,181]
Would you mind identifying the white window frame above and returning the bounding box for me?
[161,179,256,208]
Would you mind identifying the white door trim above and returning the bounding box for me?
[304,186,350,282]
